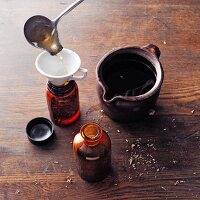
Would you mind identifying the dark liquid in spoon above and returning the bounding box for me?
[38,29,62,55]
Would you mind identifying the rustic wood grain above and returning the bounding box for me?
[0,0,199,199]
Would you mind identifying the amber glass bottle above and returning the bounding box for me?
[46,80,80,126]
[73,123,111,182]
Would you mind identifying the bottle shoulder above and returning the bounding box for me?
[47,81,78,96]
[73,131,111,156]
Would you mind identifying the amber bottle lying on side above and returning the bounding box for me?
[73,123,111,182]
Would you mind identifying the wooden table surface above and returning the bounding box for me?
[0,0,199,199]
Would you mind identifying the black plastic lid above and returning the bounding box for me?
[26,117,54,145]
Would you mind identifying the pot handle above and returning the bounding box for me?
[142,44,161,58]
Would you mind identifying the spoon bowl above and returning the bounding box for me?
[24,0,84,55]
[24,15,62,55]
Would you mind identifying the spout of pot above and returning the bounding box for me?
[97,81,115,103]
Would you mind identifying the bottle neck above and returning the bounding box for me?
[47,80,75,96]
[81,123,103,146]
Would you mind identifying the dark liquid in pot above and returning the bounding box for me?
[103,58,156,99]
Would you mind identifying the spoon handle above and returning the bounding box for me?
[53,0,84,25]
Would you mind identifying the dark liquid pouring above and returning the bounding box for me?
[103,59,156,100]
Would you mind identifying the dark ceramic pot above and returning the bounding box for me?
[96,44,164,122]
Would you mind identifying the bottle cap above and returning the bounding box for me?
[26,117,54,145]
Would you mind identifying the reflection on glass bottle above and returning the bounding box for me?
[73,123,111,182]
[46,80,80,126]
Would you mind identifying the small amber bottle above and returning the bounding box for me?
[73,123,111,182]
[46,80,80,126]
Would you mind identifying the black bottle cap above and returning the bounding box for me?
[26,117,54,145]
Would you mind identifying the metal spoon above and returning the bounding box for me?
[24,0,84,55]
